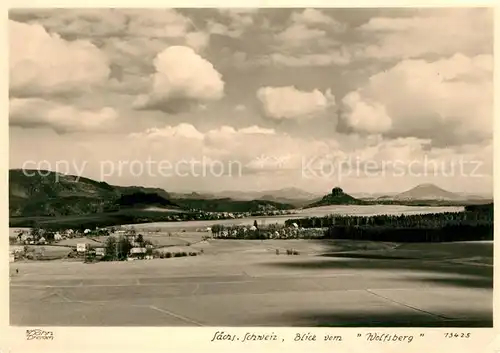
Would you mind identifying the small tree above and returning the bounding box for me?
[30,227,42,242]
[104,236,117,260]
[44,231,55,243]
[117,236,132,260]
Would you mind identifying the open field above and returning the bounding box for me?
[11,245,73,259]
[9,228,30,238]
[57,237,104,247]
[10,239,492,326]
[125,205,464,231]
[143,232,205,247]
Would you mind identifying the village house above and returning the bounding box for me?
[128,247,147,260]
[21,234,34,244]
[77,243,90,253]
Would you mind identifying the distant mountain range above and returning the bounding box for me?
[380,184,489,202]
[171,187,321,201]
[9,169,295,218]
[9,169,491,224]
[302,184,491,208]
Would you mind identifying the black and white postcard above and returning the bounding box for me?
[4,3,497,353]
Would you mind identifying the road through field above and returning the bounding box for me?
[10,240,492,327]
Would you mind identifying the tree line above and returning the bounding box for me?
[284,209,492,229]
[286,205,493,243]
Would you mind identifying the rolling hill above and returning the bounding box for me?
[9,169,296,220]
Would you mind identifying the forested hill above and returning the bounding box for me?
[9,169,295,217]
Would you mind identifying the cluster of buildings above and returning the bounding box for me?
[200,210,295,220]
[75,232,155,261]
[13,227,114,246]
[211,223,302,239]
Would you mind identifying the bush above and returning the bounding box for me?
[165,252,172,258]
[200,249,204,254]
[181,252,188,257]
[186,242,191,247]
[189,252,198,256]
[292,250,300,255]
[286,249,292,255]
[174,252,182,257]
[275,249,280,255]
[159,253,165,259]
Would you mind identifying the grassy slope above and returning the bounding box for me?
[9,170,297,228]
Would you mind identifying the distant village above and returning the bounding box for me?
[8,214,321,263]
[161,209,295,221]
[10,226,191,263]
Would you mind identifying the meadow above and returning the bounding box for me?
[10,238,493,326]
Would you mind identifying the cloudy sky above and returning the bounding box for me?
[9,8,493,195]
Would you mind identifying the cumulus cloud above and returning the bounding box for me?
[115,122,493,189]
[291,8,345,30]
[257,86,335,120]
[11,9,202,43]
[130,123,205,140]
[206,20,244,38]
[9,9,128,38]
[9,20,110,97]
[357,8,492,60]
[238,125,276,134]
[127,122,331,174]
[10,98,117,133]
[10,8,212,92]
[131,123,276,140]
[10,118,492,193]
[341,53,492,145]
[268,50,351,66]
[276,23,327,47]
[206,9,257,38]
[133,46,224,113]
[124,9,192,38]
[267,9,348,67]
[185,31,210,51]
[342,91,392,133]
[217,9,257,26]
